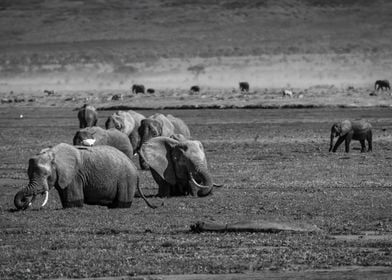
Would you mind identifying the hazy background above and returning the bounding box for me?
[1,0,391,91]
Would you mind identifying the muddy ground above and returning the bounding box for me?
[1,107,392,279]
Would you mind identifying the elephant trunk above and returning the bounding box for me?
[14,179,49,210]
[329,132,335,152]
[189,167,214,197]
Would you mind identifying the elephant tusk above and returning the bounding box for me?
[41,191,49,207]
[189,173,210,189]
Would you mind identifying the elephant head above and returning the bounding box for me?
[105,111,135,136]
[329,120,352,152]
[137,114,174,151]
[14,144,80,210]
[140,137,218,197]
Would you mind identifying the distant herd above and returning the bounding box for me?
[11,78,388,211]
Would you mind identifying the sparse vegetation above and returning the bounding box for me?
[1,107,392,279]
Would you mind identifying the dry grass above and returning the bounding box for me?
[1,107,392,279]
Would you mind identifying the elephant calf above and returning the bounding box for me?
[329,120,372,153]
[14,143,156,210]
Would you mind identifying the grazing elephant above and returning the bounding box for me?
[132,84,145,94]
[329,120,372,153]
[13,143,156,210]
[140,137,222,197]
[239,82,249,93]
[105,110,145,150]
[282,89,293,98]
[77,104,98,128]
[375,80,390,91]
[73,126,133,159]
[190,85,200,93]
[137,113,191,151]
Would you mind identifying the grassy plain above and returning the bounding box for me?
[1,107,392,279]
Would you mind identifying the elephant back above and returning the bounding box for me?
[166,114,191,138]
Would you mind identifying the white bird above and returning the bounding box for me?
[81,138,96,146]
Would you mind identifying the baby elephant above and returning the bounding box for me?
[329,120,372,153]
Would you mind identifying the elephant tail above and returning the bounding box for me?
[136,176,160,209]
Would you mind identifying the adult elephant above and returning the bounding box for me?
[375,80,390,91]
[239,82,249,93]
[105,110,145,150]
[140,137,222,197]
[137,113,190,149]
[14,143,156,210]
[73,126,133,159]
[132,84,145,94]
[329,120,372,153]
[77,104,98,128]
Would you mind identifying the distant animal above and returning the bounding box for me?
[375,80,390,91]
[147,88,155,94]
[282,89,293,98]
[44,90,55,96]
[73,126,134,159]
[329,120,372,153]
[77,104,98,129]
[13,96,25,103]
[111,94,123,101]
[132,84,145,94]
[1,98,12,104]
[239,82,249,93]
[140,137,222,197]
[13,143,157,210]
[190,85,200,93]
[105,110,145,151]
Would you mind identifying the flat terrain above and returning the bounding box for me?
[1,107,392,279]
[1,0,392,91]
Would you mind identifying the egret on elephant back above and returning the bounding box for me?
[329,120,372,153]
[14,143,158,210]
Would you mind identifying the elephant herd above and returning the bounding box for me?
[14,105,221,210]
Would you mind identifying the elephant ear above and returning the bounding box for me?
[140,137,177,186]
[52,143,81,189]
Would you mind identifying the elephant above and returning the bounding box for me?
[147,88,155,94]
[137,113,191,152]
[375,80,390,91]
[140,136,222,197]
[190,85,200,93]
[132,84,145,94]
[105,110,145,150]
[329,120,372,153]
[239,82,249,93]
[73,126,133,159]
[77,104,98,128]
[13,143,157,210]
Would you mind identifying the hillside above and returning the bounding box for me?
[0,0,392,92]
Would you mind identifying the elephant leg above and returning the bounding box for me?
[332,136,345,152]
[110,180,135,208]
[59,178,84,208]
[367,131,373,152]
[360,139,366,152]
[150,169,171,197]
[344,133,353,153]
